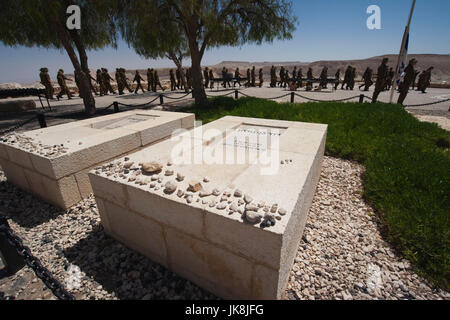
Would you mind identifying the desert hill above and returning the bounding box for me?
[211,54,450,82]
[130,54,449,83]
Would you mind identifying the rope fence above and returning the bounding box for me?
[1,89,448,136]
[0,115,39,136]
[403,98,450,108]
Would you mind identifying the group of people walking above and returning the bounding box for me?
[370,57,433,104]
[39,68,167,100]
[39,59,434,105]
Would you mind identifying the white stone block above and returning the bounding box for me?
[90,116,327,299]
[0,110,194,209]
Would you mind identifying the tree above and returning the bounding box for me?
[114,0,297,107]
[0,0,117,115]
[115,2,190,91]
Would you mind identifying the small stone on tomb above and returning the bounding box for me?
[209,200,217,208]
[234,189,243,198]
[177,190,184,198]
[278,208,287,216]
[203,177,210,183]
[220,196,228,202]
[246,204,259,212]
[142,162,163,174]
[265,214,276,224]
[271,204,278,213]
[238,199,245,206]
[199,190,212,198]
[230,203,238,212]
[217,202,227,210]
[281,160,285,164]
[154,186,160,191]
[164,181,177,194]
[276,216,282,221]
[245,211,262,224]
[186,195,193,203]
[167,161,173,166]
[150,182,156,188]
[176,173,185,181]
[124,157,130,161]
[244,194,253,204]
[212,189,221,196]
[165,170,174,176]
[258,201,265,208]
[188,181,203,193]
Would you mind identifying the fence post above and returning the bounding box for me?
[359,94,364,104]
[113,101,119,113]
[291,92,295,104]
[159,94,164,105]
[235,90,239,100]
[37,113,47,128]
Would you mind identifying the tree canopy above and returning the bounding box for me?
[114,0,298,106]
[0,0,117,50]
[0,0,118,114]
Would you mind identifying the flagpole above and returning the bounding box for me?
[389,0,416,103]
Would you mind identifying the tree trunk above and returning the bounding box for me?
[190,49,209,107]
[54,21,96,115]
[70,31,97,96]
[70,31,89,74]
[168,51,188,93]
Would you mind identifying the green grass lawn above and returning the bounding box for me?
[185,97,450,290]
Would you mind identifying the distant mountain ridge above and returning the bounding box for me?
[211,54,450,82]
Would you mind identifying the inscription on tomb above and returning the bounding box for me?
[223,124,286,151]
[91,114,159,130]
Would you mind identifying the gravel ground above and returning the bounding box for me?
[0,157,448,300]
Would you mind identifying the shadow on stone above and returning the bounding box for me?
[0,180,66,228]
[62,227,217,300]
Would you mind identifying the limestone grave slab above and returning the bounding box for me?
[89,116,327,299]
[0,110,195,209]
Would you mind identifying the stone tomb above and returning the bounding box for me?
[89,116,327,299]
[0,110,195,209]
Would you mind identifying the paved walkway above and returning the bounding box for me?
[1,85,449,133]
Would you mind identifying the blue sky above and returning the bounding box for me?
[1,0,449,84]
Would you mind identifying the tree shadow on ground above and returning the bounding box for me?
[0,180,66,228]
[62,227,217,300]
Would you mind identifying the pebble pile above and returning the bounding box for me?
[94,158,287,229]
[0,157,448,300]
[1,133,69,158]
